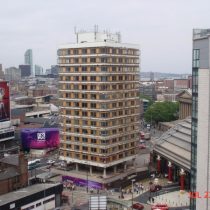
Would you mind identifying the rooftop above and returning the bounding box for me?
[193,28,210,40]
[0,183,62,206]
[154,117,191,171]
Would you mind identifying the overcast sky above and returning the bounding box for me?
[0,0,209,73]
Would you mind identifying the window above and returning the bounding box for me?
[91,103,96,108]
[101,113,108,118]
[36,202,41,207]
[101,104,107,109]
[82,146,88,151]
[101,76,107,82]
[82,103,88,108]
[82,93,87,99]
[193,49,200,68]
[82,49,87,54]
[90,48,96,54]
[82,129,88,134]
[90,57,96,63]
[82,138,88,143]
[91,139,97,144]
[43,197,55,204]
[101,122,108,127]
[91,112,96,117]
[90,66,96,72]
[90,76,96,81]
[101,66,107,72]
[101,130,108,136]
[83,155,88,160]
[91,130,96,135]
[82,66,87,71]
[74,145,80,150]
[91,147,97,152]
[91,121,96,126]
[91,94,96,99]
[82,85,87,90]
[90,85,96,90]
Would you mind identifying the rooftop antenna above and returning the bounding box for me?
[74,26,78,43]
[94,25,98,41]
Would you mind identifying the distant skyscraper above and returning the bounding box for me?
[150,72,154,81]
[0,64,4,80]
[34,65,43,76]
[5,67,21,81]
[191,28,210,210]
[24,49,33,76]
[19,65,31,77]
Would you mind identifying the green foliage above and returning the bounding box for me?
[144,101,179,124]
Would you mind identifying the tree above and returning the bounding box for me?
[144,101,179,125]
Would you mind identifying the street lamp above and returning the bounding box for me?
[131,179,135,210]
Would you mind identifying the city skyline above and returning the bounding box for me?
[0,0,209,73]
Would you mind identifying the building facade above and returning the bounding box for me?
[177,89,192,120]
[24,49,33,76]
[19,64,31,77]
[191,29,210,210]
[35,65,44,76]
[58,30,140,177]
[5,67,21,81]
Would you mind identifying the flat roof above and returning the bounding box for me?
[0,183,61,206]
[59,41,139,50]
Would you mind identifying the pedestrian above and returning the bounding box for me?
[148,196,151,202]
[152,197,154,203]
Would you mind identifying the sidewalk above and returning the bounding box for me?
[148,190,190,208]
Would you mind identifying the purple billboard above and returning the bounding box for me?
[62,175,103,190]
[21,128,59,150]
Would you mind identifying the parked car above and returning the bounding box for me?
[139,144,146,149]
[47,160,55,165]
[132,203,144,210]
[144,132,151,140]
[140,131,145,139]
[139,139,145,144]
[151,203,168,210]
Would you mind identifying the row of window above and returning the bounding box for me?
[64,108,138,117]
[65,117,138,126]
[64,101,137,109]
[22,197,55,210]
[61,83,138,91]
[58,47,139,56]
[60,74,138,82]
[58,57,139,65]
[62,142,135,153]
[65,126,137,136]
[0,131,14,139]
[59,66,139,73]
[63,134,137,144]
[63,91,138,99]
[59,150,136,162]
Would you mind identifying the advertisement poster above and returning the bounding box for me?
[21,128,59,150]
[0,81,10,122]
